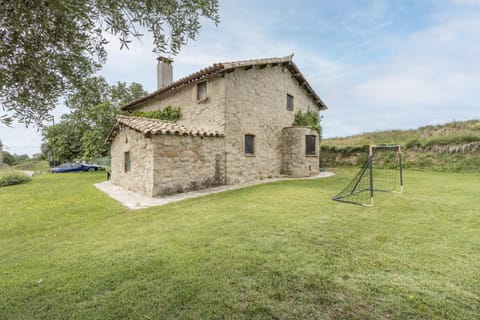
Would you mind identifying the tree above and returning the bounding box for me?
[2,151,16,165]
[0,0,219,126]
[43,118,85,163]
[42,77,147,162]
[293,109,323,139]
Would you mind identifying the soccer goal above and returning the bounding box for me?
[332,145,404,206]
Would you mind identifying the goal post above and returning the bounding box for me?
[332,144,404,206]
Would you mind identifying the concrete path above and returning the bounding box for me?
[18,170,35,177]
[95,172,335,210]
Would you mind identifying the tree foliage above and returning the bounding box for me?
[1,151,30,165]
[125,106,182,122]
[0,0,219,126]
[2,151,16,165]
[42,77,147,163]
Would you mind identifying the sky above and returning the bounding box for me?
[1,0,480,155]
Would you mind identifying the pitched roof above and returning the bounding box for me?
[106,115,224,143]
[121,54,327,111]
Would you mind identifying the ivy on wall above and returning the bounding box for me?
[292,109,322,138]
[123,105,182,122]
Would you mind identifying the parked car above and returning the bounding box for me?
[50,163,103,173]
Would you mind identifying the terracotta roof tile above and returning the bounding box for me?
[121,54,327,111]
[106,115,224,143]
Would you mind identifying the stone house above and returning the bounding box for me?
[107,55,328,197]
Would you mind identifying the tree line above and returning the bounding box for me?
[42,77,146,164]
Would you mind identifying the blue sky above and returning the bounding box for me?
[2,0,480,155]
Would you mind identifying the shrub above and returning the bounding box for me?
[123,106,182,122]
[472,121,480,131]
[423,134,480,147]
[292,109,322,137]
[404,138,422,149]
[0,172,31,187]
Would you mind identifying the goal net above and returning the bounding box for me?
[332,145,404,206]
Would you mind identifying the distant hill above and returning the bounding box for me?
[321,120,480,172]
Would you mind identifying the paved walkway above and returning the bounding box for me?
[95,172,335,210]
[18,170,35,177]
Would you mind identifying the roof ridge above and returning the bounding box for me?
[121,54,306,111]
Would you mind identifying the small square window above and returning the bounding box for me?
[197,81,207,101]
[286,94,294,111]
[306,135,316,156]
[124,151,131,172]
[245,134,255,155]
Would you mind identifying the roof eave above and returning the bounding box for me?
[286,61,327,111]
[121,64,226,111]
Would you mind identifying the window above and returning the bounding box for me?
[245,134,255,155]
[197,81,207,101]
[124,151,131,172]
[286,94,294,111]
[305,135,316,156]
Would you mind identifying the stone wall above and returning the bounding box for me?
[110,126,155,196]
[223,65,322,184]
[152,135,225,196]
[281,127,319,177]
[137,76,226,133]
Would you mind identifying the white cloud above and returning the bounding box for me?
[320,8,480,137]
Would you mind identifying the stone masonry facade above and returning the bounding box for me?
[151,134,225,196]
[108,55,327,197]
[223,65,320,184]
[108,116,224,197]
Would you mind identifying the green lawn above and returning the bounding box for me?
[1,170,479,319]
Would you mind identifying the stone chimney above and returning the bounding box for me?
[157,56,173,89]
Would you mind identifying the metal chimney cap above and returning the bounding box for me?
[157,56,173,64]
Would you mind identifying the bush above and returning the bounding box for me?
[12,160,50,172]
[123,106,182,122]
[292,109,322,137]
[0,172,31,187]
[423,134,480,147]
[404,138,422,149]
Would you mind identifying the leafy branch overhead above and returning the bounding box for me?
[0,0,219,126]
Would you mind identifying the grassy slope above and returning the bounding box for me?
[12,160,50,172]
[1,171,479,319]
[321,120,480,172]
[323,119,480,147]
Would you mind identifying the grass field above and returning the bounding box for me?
[1,170,479,319]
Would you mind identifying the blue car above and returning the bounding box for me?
[50,162,103,173]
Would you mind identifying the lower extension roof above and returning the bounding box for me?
[106,115,224,144]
